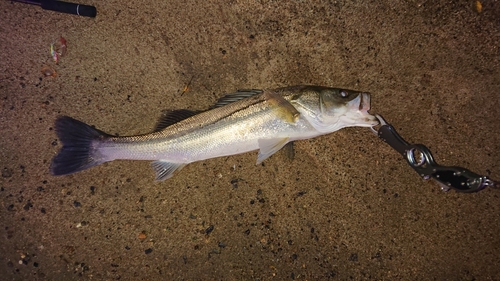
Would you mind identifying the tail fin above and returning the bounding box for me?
[50,116,110,176]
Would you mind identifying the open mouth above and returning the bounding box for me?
[359,93,371,112]
[345,93,379,127]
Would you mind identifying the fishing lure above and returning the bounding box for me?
[50,37,67,63]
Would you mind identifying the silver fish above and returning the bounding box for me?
[50,85,379,180]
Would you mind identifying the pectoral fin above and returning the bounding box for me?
[151,160,187,181]
[257,138,289,164]
[263,91,300,123]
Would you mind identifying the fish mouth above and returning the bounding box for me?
[358,93,371,112]
[344,93,379,127]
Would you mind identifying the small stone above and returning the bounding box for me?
[2,168,12,178]
[205,225,214,235]
[138,231,147,240]
[145,248,153,254]
[230,178,239,188]
[349,253,358,262]
[23,201,33,210]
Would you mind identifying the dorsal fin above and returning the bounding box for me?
[212,89,263,108]
[154,109,198,131]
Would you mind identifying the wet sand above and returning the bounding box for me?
[1,0,499,280]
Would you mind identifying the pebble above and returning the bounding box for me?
[2,168,12,178]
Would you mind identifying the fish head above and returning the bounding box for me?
[290,86,379,133]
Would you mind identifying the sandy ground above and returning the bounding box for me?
[1,0,500,280]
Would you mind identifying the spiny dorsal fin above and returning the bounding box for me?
[154,109,198,131]
[212,89,263,108]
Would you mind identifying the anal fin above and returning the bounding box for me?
[151,160,187,181]
[257,138,289,164]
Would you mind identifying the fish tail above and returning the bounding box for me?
[50,116,110,176]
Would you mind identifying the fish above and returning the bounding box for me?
[50,85,379,180]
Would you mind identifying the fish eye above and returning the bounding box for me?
[340,90,348,98]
